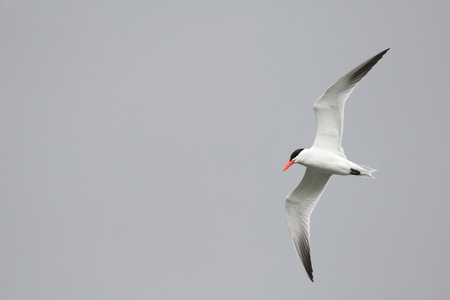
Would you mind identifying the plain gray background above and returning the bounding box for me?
[1,1,449,299]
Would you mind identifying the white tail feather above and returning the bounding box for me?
[355,164,377,178]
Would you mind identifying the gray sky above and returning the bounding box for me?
[1,1,449,299]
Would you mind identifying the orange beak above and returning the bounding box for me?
[283,160,295,172]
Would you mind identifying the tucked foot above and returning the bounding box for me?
[350,168,361,175]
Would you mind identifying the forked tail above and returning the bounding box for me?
[354,164,377,178]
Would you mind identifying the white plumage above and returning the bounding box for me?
[283,49,389,281]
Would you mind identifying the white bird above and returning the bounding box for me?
[283,49,389,282]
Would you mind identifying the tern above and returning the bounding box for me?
[283,49,389,282]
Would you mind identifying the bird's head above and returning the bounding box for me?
[283,148,304,171]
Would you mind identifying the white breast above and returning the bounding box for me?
[296,149,351,175]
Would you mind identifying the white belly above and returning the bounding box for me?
[297,149,353,175]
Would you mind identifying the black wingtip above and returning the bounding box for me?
[296,233,315,282]
[379,48,390,58]
[347,48,390,86]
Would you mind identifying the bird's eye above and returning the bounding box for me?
[289,148,304,161]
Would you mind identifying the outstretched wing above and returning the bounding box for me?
[286,168,331,282]
[311,48,389,157]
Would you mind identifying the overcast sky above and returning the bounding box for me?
[1,1,449,299]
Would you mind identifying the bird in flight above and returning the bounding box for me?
[283,48,389,282]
